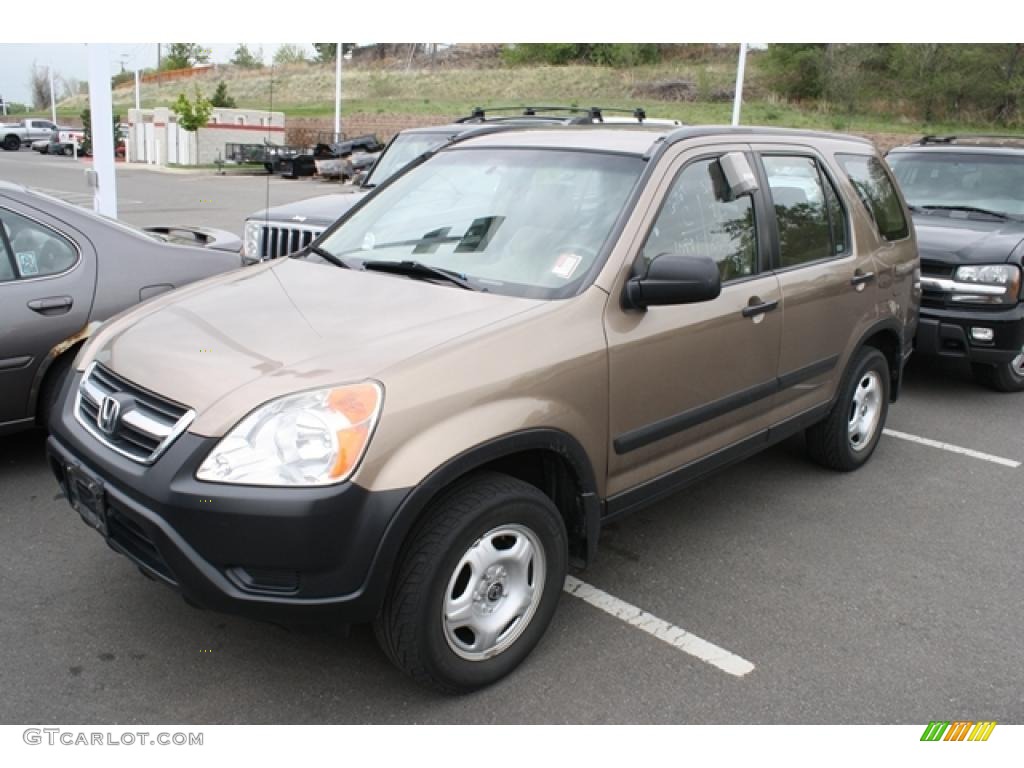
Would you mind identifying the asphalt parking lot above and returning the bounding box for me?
[1,149,1022,724]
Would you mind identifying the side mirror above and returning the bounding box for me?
[624,254,722,309]
[716,152,759,201]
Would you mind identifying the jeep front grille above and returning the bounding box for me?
[258,223,324,260]
[75,362,195,464]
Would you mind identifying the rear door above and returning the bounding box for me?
[0,202,96,426]
[604,143,782,498]
[752,146,875,422]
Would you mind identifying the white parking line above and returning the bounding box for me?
[563,575,755,677]
[882,428,1020,469]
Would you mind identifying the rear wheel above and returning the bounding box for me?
[972,349,1024,392]
[63,144,74,157]
[806,346,890,471]
[374,472,567,693]
[2,135,20,151]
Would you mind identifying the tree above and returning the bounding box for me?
[161,44,211,71]
[172,86,213,165]
[313,43,355,63]
[28,62,52,110]
[232,44,263,69]
[273,44,308,65]
[80,108,120,157]
[210,81,236,108]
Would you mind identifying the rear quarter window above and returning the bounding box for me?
[836,153,910,242]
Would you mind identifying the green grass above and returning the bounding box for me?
[47,60,1024,139]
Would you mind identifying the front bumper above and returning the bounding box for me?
[47,371,408,624]
[915,303,1024,365]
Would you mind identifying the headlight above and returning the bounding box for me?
[242,220,262,262]
[955,264,1018,286]
[951,264,1021,305]
[196,382,383,486]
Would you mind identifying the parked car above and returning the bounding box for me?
[0,182,242,436]
[887,135,1024,391]
[242,106,681,263]
[47,124,918,693]
[1,118,59,150]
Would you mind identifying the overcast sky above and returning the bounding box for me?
[0,43,307,106]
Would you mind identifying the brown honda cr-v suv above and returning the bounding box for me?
[48,125,919,692]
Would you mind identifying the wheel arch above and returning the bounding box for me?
[363,428,602,613]
[854,319,904,401]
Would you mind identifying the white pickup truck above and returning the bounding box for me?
[1,118,59,151]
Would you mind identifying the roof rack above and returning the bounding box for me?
[917,134,1024,146]
[458,105,649,124]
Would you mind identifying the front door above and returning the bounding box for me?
[604,146,782,501]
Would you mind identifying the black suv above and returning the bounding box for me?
[888,136,1024,390]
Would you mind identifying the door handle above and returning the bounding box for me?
[27,296,73,315]
[741,297,779,318]
[850,270,876,290]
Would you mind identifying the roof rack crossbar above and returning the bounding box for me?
[461,105,651,123]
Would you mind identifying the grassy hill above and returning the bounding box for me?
[51,50,1024,139]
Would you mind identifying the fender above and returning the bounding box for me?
[26,321,102,418]
[849,316,906,401]
[358,428,602,613]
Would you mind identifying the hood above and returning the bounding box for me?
[250,192,369,228]
[912,213,1024,266]
[91,258,543,436]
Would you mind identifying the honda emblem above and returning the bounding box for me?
[97,395,121,435]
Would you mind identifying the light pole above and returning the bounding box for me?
[86,44,118,219]
[49,67,57,124]
[731,43,748,127]
[334,43,342,141]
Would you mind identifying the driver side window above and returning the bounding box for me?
[641,157,758,283]
[0,208,78,282]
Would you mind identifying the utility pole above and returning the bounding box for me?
[157,43,162,70]
[334,43,342,141]
[134,69,140,110]
[86,44,118,219]
[731,43,748,127]
[49,67,57,124]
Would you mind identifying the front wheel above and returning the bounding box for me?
[2,135,20,151]
[972,349,1024,392]
[374,472,567,693]
[806,346,890,472]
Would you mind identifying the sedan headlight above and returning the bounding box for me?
[242,220,262,262]
[951,264,1021,305]
[197,382,383,486]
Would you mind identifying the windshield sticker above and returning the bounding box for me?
[16,251,39,276]
[362,232,376,250]
[551,252,582,280]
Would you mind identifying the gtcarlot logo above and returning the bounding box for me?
[23,729,203,747]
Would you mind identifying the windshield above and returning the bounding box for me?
[887,152,1024,219]
[364,132,453,187]
[318,148,644,299]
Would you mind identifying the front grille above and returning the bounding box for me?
[258,223,324,260]
[75,363,194,464]
[920,259,954,278]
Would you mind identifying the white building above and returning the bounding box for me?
[126,107,286,166]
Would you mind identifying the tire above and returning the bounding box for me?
[374,471,567,693]
[37,351,75,430]
[2,134,20,151]
[63,144,74,157]
[806,346,890,472]
[972,353,1024,392]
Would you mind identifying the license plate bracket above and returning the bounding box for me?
[66,462,108,537]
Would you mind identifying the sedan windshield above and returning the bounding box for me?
[887,152,1024,219]
[319,148,644,299]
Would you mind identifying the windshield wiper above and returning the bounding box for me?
[298,244,355,269]
[362,260,476,290]
[920,205,1014,221]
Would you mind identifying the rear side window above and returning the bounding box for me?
[837,153,909,241]
[0,208,78,282]
[762,155,847,268]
